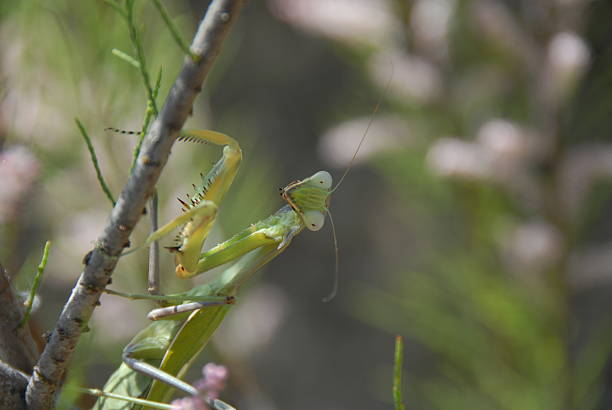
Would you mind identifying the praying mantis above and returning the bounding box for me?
[91,127,355,409]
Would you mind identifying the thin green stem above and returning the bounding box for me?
[78,387,173,409]
[19,241,51,328]
[103,0,127,18]
[107,0,158,167]
[151,0,197,60]
[131,67,162,172]
[76,119,116,206]
[125,0,158,116]
[393,335,405,410]
[111,48,140,68]
[104,288,229,304]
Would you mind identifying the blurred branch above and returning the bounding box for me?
[152,0,197,59]
[0,262,39,409]
[0,360,29,410]
[24,1,245,408]
[0,263,40,371]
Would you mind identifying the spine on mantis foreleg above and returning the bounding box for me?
[164,130,242,276]
[95,127,318,407]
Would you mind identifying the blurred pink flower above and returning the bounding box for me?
[411,0,455,59]
[268,0,398,48]
[318,115,411,168]
[476,119,542,209]
[369,50,442,104]
[427,137,491,181]
[193,363,229,400]
[427,121,542,209]
[477,118,537,181]
[545,31,590,104]
[171,363,229,410]
[501,222,562,276]
[0,146,40,223]
[171,395,208,410]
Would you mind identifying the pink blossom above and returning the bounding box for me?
[193,363,229,399]
[171,395,208,410]
[171,363,230,409]
[0,146,40,222]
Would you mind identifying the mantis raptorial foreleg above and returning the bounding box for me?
[95,162,337,408]
[96,64,388,407]
[98,99,362,407]
[136,129,241,275]
[96,128,310,408]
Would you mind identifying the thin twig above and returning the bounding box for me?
[78,387,173,409]
[24,1,245,408]
[131,67,163,172]
[19,241,52,328]
[152,0,197,60]
[76,119,116,206]
[147,191,161,298]
[126,0,159,116]
[111,48,140,68]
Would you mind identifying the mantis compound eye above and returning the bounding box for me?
[310,171,332,189]
[303,210,325,231]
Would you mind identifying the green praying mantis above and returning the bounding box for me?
[90,120,374,409]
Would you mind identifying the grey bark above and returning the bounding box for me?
[0,360,30,410]
[24,1,245,408]
[148,192,161,297]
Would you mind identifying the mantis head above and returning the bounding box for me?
[280,170,332,231]
[279,66,392,302]
[280,170,338,302]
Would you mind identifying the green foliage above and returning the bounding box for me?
[19,240,51,327]
[76,119,116,206]
[393,336,405,410]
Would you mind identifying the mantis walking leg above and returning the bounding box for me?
[98,125,340,407]
[97,228,299,409]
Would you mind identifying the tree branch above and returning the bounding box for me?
[0,263,40,372]
[0,360,29,410]
[0,263,39,410]
[24,1,245,408]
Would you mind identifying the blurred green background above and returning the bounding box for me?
[2,0,612,409]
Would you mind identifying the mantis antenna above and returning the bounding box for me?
[330,66,393,193]
[321,64,394,302]
[321,210,339,302]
